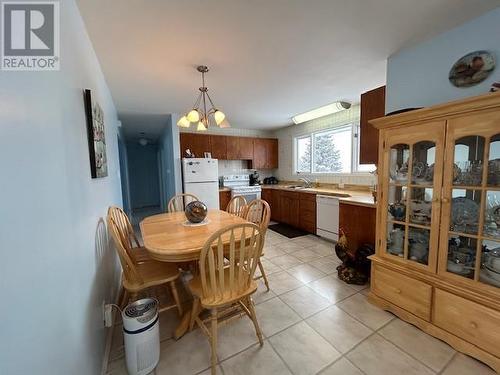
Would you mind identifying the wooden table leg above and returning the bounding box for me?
[174,309,192,339]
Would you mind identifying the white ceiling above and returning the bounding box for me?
[77,0,499,135]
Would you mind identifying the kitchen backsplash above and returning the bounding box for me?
[217,160,276,180]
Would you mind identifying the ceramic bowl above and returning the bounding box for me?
[447,260,465,274]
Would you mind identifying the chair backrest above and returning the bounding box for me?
[107,216,143,286]
[244,199,271,236]
[226,196,247,217]
[107,206,140,250]
[199,223,262,304]
[167,193,199,213]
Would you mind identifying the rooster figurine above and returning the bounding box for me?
[335,228,374,285]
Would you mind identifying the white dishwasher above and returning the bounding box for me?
[316,195,340,241]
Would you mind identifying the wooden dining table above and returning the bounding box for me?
[140,209,250,338]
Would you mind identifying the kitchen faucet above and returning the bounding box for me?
[299,177,313,188]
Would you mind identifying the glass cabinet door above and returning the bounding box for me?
[440,111,500,291]
[380,121,445,272]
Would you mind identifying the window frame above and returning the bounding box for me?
[293,123,375,176]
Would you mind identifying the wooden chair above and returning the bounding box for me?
[167,193,199,213]
[226,196,247,217]
[108,216,183,316]
[188,223,264,375]
[244,199,271,291]
[107,206,150,263]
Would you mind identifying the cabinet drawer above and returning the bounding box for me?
[372,265,432,321]
[433,289,500,358]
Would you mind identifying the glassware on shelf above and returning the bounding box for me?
[453,135,485,186]
[484,191,500,238]
[388,202,406,222]
[389,144,410,184]
[450,189,481,235]
[479,239,500,288]
[408,227,430,265]
[387,224,405,257]
[487,134,500,186]
[410,188,433,226]
[447,236,477,279]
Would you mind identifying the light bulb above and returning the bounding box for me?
[177,116,190,128]
[197,121,207,131]
[214,110,226,125]
[187,109,200,122]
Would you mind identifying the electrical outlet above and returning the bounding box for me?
[104,303,113,327]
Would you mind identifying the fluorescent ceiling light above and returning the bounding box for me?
[292,101,351,124]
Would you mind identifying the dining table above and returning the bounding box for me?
[140,209,250,338]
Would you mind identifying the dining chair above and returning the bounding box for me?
[225,195,247,217]
[107,206,150,263]
[108,216,183,316]
[167,193,199,213]
[188,223,264,375]
[244,199,271,291]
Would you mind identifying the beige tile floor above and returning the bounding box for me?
[107,232,496,375]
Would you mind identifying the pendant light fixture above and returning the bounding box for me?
[177,65,229,131]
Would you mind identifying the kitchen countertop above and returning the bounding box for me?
[260,184,376,208]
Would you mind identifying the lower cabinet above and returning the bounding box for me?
[371,265,431,321]
[370,262,500,372]
[339,203,376,251]
[219,190,231,210]
[298,194,316,233]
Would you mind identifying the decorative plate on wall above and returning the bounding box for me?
[449,50,495,88]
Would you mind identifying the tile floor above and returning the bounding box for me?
[106,231,496,375]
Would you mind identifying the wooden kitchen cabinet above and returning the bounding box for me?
[298,193,316,233]
[279,191,300,228]
[253,138,279,169]
[339,202,376,252]
[261,188,272,206]
[227,136,253,160]
[360,85,385,165]
[209,135,227,160]
[219,189,231,210]
[270,189,281,222]
[179,132,211,158]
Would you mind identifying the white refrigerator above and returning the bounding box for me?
[182,158,220,209]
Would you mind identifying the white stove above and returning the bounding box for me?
[222,174,262,202]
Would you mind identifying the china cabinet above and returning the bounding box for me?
[369,92,500,372]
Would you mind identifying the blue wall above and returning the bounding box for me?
[127,142,161,209]
[386,7,500,113]
[117,126,132,215]
[0,1,122,373]
[158,115,178,210]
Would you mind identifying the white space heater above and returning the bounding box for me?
[122,298,160,375]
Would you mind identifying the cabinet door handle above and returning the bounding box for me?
[432,197,440,203]
[470,321,478,329]
[442,198,450,203]
[394,288,402,294]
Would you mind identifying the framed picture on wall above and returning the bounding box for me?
[83,89,108,178]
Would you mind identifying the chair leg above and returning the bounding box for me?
[257,259,270,291]
[119,288,129,310]
[210,308,218,375]
[190,297,201,331]
[247,297,264,346]
[169,281,183,317]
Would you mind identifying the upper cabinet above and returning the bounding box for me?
[179,133,210,157]
[179,133,279,168]
[253,138,279,169]
[360,86,386,165]
[209,135,227,160]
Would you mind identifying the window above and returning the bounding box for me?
[294,123,375,174]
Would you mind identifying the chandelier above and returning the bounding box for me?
[177,65,229,131]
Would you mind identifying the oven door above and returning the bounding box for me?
[231,191,261,203]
